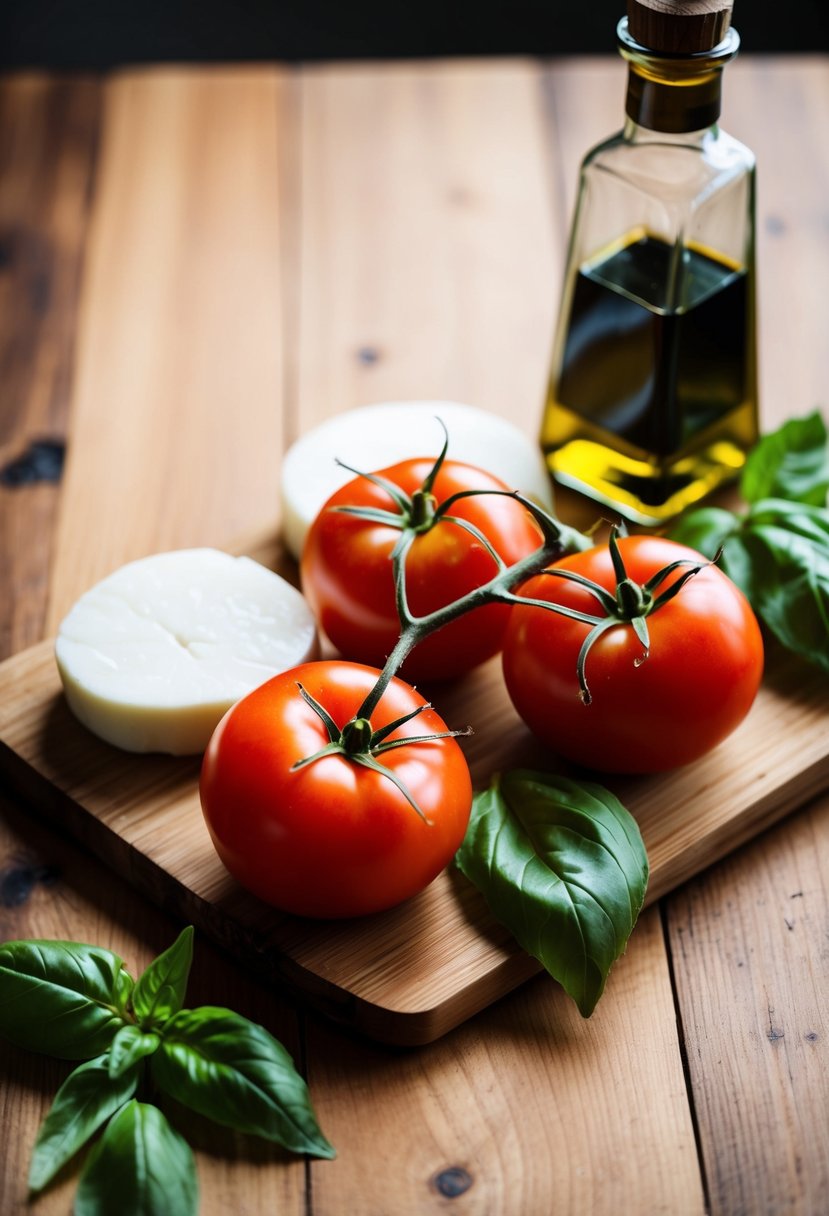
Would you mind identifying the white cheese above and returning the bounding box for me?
[55,549,317,755]
[280,400,553,559]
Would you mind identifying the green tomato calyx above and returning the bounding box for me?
[291,682,471,822]
[328,418,450,539]
[539,526,712,705]
[325,418,525,556]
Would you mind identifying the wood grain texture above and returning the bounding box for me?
[46,68,289,632]
[0,75,106,1216]
[663,57,829,1216]
[293,61,564,442]
[728,58,829,429]
[0,70,309,1216]
[627,0,734,55]
[306,908,705,1216]
[0,77,101,657]
[666,797,829,1215]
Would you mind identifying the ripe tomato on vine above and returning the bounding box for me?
[300,451,541,682]
[502,533,764,774]
[200,661,473,918]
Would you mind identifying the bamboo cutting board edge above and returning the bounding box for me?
[1,621,828,1044]
[0,709,541,1046]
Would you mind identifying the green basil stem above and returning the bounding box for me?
[354,493,593,721]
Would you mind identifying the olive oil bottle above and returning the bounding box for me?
[542,0,757,523]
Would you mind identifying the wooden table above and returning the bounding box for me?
[1,55,827,1215]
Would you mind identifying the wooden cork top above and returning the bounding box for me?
[627,0,734,53]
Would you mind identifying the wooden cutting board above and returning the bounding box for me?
[1,530,827,1045]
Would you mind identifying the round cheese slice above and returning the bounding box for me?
[280,400,553,560]
[55,549,318,755]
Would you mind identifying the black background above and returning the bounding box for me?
[2,1,827,69]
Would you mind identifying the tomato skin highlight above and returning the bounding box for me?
[199,661,472,918]
[300,458,541,681]
[501,536,764,774]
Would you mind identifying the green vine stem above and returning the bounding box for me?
[354,491,594,720]
[291,457,594,816]
[294,428,709,816]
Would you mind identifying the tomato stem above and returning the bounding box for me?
[341,717,373,754]
[409,489,437,531]
[293,682,471,820]
[540,525,713,702]
[354,492,593,721]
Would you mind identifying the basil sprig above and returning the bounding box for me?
[455,770,649,1017]
[671,411,829,672]
[0,927,334,1215]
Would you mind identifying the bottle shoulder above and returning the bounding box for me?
[582,124,754,166]
[579,125,755,197]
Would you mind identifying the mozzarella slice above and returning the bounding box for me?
[55,549,317,755]
[280,400,553,559]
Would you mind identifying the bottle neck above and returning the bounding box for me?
[617,18,739,136]
[625,70,723,134]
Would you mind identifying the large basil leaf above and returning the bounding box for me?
[74,1100,197,1216]
[151,1006,335,1158]
[741,411,829,506]
[455,771,649,1017]
[0,941,130,1059]
[131,926,193,1028]
[724,500,829,673]
[671,401,829,674]
[28,1054,139,1193]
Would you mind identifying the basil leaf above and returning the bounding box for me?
[151,1007,335,1158]
[455,771,649,1018]
[74,1100,197,1216]
[741,411,829,506]
[28,1054,138,1193]
[114,967,135,1017]
[132,927,193,1028]
[0,941,130,1059]
[668,506,739,557]
[727,500,829,672]
[108,1025,160,1079]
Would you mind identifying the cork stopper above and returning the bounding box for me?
[627,0,734,54]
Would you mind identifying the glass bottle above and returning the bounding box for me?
[541,0,757,524]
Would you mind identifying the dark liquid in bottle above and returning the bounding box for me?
[542,232,756,521]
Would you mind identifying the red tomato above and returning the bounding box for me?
[501,536,764,774]
[199,661,472,918]
[300,458,541,681]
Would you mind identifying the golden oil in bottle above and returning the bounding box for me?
[543,229,757,521]
[542,1,758,524]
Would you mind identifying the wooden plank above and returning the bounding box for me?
[729,57,829,429]
[0,76,101,657]
[293,60,567,441]
[45,68,289,632]
[664,57,829,1216]
[666,795,829,1214]
[0,69,311,1216]
[307,908,705,1215]
[0,74,106,1216]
